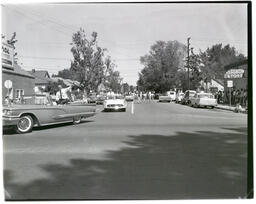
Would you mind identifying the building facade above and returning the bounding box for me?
[28,69,52,94]
[2,42,35,103]
[224,59,248,91]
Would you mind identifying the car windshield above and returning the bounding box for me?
[107,95,124,100]
[198,94,214,98]
[116,95,124,99]
[169,92,175,95]
[189,92,196,96]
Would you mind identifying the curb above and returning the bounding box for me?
[215,106,247,114]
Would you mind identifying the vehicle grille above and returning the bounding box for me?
[107,104,123,107]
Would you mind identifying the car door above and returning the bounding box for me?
[191,94,196,105]
[29,106,70,125]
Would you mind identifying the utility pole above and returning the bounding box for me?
[187,37,191,90]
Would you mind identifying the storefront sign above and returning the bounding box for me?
[227,80,233,88]
[2,42,14,69]
[224,69,244,79]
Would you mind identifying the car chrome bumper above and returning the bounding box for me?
[199,103,217,106]
[2,116,19,127]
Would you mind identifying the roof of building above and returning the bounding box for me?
[212,78,224,86]
[2,63,35,79]
[28,70,52,85]
[224,59,248,70]
[28,70,50,78]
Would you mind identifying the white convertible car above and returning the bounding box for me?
[103,95,127,112]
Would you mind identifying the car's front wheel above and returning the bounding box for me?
[73,116,82,124]
[16,115,34,134]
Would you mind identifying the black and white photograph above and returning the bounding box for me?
[1,0,253,201]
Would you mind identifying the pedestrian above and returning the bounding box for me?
[236,89,240,104]
[221,91,225,104]
[244,89,248,108]
[232,89,236,105]
[217,91,221,104]
[4,96,10,106]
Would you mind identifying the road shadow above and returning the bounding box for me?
[3,120,94,135]
[4,127,248,200]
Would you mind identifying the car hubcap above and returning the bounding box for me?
[18,117,31,131]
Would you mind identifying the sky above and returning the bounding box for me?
[1,3,248,85]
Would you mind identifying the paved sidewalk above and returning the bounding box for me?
[216,104,247,114]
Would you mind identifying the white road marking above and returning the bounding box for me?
[131,101,134,114]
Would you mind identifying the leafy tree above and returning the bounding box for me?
[52,69,74,80]
[122,83,130,93]
[103,56,122,93]
[69,29,123,93]
[187,48,202,90]
[199,44,246,81]
[137,40,186,93]
[70,28,106,92]
[45,80,67,95]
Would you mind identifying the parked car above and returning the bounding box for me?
[181,90,196,105]
[159,94,172,102]
[175,92,185,103]
[96,95,106,105]
[104,95,127,112]
[87,93,97,103]
[191,92,217,108]
[2,96,96,134]
[125,95,134,102]
[167,91,176,101]
[154,93,161,100]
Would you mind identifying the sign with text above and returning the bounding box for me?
[2,42,14,69]
[224,69,244,79]
[227,80,233,88]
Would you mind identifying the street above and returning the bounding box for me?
[3,101,247,200]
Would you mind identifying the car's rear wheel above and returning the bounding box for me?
[73,116,82,124]
[16,115,34,134]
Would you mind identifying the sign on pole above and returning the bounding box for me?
[227,80,233,88]
[2,43,14,69]
[4,80,13,89]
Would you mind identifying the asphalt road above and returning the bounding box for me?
[3,101,248,200]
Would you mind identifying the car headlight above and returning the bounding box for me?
[3,109,12,116]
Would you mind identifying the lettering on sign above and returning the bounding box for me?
[1,43,14,69]
[224,69,244,79]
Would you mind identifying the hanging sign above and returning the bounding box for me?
[224,69,244,79]
[2,42,14,69]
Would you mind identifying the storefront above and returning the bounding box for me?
[2,42,35,104]
[223,59,248,106]
[224,59,248,91]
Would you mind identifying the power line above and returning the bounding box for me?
[19,55,71,61]
[4,5,72,37]
[13,5,78,33]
